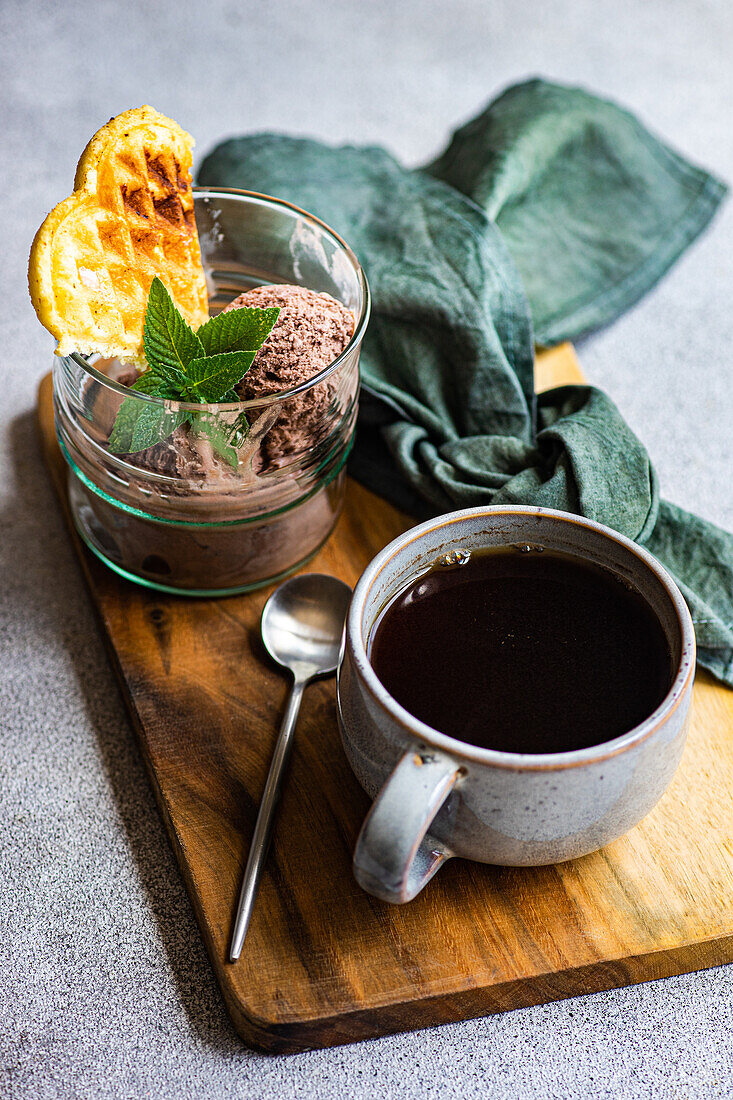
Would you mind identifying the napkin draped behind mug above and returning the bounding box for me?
[199,79,733,686]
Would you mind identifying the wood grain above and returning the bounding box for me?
[37,344,733,1052]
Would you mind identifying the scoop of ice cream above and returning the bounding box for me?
[227,284,354,396]
[226,284,354,466]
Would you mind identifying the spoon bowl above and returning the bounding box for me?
[261,573,353,678]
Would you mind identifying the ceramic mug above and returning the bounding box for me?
[337,506,696,904]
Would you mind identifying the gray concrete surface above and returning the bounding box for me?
[2,0,732,1096]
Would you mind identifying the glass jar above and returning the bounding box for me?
[53,189,370,595]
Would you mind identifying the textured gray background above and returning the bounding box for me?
[2,0,733,1096]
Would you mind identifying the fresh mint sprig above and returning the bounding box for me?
[108,277,279,467]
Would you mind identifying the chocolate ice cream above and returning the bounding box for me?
[111,284,354,477]
[228,284,354,393]
[73,283,359,592]
[227,284,354,466]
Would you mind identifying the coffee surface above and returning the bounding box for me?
[369,548,672,754]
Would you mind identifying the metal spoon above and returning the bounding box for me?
[229,573,352,962]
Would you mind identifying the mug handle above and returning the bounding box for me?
[353,750,461,903]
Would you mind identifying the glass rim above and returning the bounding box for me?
[67,187,371,413]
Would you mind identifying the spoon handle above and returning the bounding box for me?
[229,676,306,961]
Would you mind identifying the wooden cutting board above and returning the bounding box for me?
[37,344,733,1053]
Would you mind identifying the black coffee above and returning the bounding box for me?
[369,547,672,754]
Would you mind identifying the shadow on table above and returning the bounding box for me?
[4,406,256,1059]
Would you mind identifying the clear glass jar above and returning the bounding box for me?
[53,189,370,595]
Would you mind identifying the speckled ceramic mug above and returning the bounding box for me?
[337,506,695,904]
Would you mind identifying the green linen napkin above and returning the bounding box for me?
[428,79,727,345]
[199,79,733,686]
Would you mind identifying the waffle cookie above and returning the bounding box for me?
[29,106,209,363]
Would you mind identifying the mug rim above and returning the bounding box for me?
[345,505,696,772]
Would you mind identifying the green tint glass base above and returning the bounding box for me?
[73,516,332,597]
[66,458,346,597]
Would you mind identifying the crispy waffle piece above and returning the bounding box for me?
[28,106,209,362]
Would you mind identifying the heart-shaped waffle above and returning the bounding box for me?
[29,106,209,363]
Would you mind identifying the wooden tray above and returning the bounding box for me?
[37,344,733,1053]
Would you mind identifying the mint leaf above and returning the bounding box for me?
[108,400,142,453]
[129,370,181,398]
[108,371,188,454]
[195,415,239,470]
[196,306,279,357]
[228,411,250,449]
[107,281,277,457]
[185,352,256,403]
[109,401,187,454]
[143,276,204,383]
[194,407,251,469]
[130,403,187,453]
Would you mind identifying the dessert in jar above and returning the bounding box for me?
[28,107,369,595]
